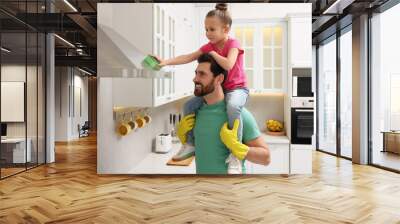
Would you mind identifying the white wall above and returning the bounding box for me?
[230,3,311,19]
[1,65,38,138]
[98,78,185,173]
[1,64,46,163]
[72,74,89,138]
[55,67,89,141]
[246,95,284,132]
[55,67,69,141]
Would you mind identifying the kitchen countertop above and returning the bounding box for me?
[261,133,290,144]
[130,140,196,174]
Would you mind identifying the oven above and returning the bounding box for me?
[291,107,314,144]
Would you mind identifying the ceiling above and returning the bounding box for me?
[0,0,393,75]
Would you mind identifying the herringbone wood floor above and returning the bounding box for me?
[1,135,400,224]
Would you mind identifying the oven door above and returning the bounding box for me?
[291,108,314,144]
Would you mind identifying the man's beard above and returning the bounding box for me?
[194,78,215,97]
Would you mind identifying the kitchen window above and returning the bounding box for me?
[317,35,337,155]
[370,2,400,172]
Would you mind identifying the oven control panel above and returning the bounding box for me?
[291,97,314,108]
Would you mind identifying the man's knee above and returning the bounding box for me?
[184,97,202,114]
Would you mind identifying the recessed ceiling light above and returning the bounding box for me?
[63,0,78,12]
[1,47,11,53]
[78,67,93,76]
[323,0,354,15]
[54,34,75,48]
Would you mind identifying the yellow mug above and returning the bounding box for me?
[128,120,138,131]
[143,115,152,124]
[136,117,146,128]
[117,122,131,136]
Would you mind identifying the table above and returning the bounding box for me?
[1,138,32,164]
[381,131,400,154]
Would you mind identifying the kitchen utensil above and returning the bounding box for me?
[143,115,152,124]
[170,113,174,136]
[127,120,137,131]
[127,112,138,131]
[117,122,131,136]
[136,116,146,128]
[166,155,194,166]
[116,113,132,136]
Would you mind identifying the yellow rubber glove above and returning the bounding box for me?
[177,114,195,144]
[220,119,249,160]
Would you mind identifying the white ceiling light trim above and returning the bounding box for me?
[63,0,78,12]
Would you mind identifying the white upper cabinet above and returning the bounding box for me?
[288,15,312,68]
[232,22,287,94]
[98,3,196,107]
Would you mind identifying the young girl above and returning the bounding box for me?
[157,3,248,174]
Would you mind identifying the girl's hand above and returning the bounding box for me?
[151,55,167,67]
[209,51,217,57]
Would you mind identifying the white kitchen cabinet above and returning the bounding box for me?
[245,134,290,174]
[97,3,195,107]
[232,22,287,94]
[172,4,197,99]
[288,15,312,68]
[290,144,312,174]
[247,143,289,174]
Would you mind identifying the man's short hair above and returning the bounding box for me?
[197,53,227,81]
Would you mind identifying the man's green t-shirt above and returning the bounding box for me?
[194,100,261,174]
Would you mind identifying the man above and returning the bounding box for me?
[177,53,270,174]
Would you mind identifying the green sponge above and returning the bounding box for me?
[142,55,161,71]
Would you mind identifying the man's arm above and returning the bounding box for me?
[244,136,270,165]
[220,119,270,166]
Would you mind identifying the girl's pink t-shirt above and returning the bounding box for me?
[199,37,247,90]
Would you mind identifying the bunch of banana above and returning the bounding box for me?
[266,119,283,132]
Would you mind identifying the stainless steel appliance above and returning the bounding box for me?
[292,76,313,97]
[1,123,7,140]
[291,98,314,144]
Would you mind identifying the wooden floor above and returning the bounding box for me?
[1,135,400,224]
[1,167,26,178]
